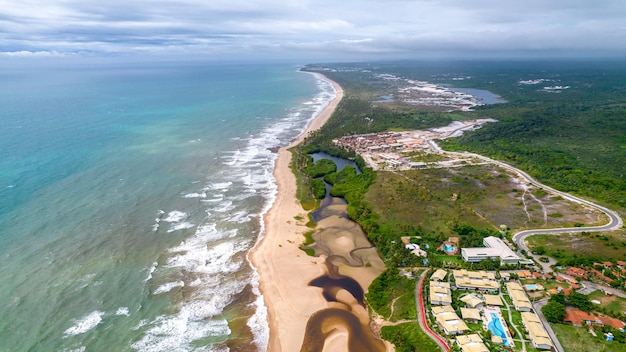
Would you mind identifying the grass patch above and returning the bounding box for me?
[466,321,483,332]
[301,230,315,246]
[432,254,464,264]
[300,248,315,256]
[381,322,440,352]
[526,232,626,262]
[366,268,416,321]
[587,290,626,317]
[552,323,626,352]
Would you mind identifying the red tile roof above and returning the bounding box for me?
[564,309,600,326]
[599,316,626,330]
[566,267,587,278]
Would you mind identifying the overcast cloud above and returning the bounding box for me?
[1,0,625,60]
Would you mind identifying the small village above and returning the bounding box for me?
[331,122,626,351]
[421,262,626,352]
[404,233,626,352]
[332,119,497,171]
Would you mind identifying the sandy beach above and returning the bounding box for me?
[250,73,389,351]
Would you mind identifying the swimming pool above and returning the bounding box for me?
[443,244,456,253]
[487,312,510,346]
[525,284,538,290]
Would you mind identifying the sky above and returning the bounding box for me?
[1,0,625,61]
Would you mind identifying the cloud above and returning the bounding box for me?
[0,0,624,59]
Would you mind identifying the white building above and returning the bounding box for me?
[461,236,520,265]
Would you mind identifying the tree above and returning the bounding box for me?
[542,300,566,323]
[569,292,592,312]
[551,292,566,305]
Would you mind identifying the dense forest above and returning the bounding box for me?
[304,60,626,210]
[297,60,626,264]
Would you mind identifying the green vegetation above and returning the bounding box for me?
[542,295,566,323]
[552,323,626,352]
[293,61,626,350]
[366,268,417,321]
[569,291,593,311]
[526,232,626,264]
[380,323,440,352]
[303,158,337,178]
[310,179,326,199]
[587,290,626,320]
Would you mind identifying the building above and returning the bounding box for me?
[521,312,553,350]
[456,334,489,352]
[483,294,504,307]
[566,267,587,279]
[452,270,499,292]
[460,307,482,322]
[430,281,452,305]
[565,308,626,330]
[432,306,469,335]
[460,294,483,308]
[461,236,520,265]
[506,282,532,311]
[431,269,447,282]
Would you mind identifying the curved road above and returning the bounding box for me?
[416,271,450,352]
[428,140,623,257]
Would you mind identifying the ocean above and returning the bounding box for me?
[0,59,335,351]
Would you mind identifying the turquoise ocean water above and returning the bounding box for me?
[0,60,335,351]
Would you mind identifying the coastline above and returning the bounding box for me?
[249,73,345,351]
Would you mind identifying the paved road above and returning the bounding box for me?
[429,140,623,268]
[532,299,565,352]
[415,271,450,352]
[557,273,626,299]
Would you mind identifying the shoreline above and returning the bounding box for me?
[249,72,344,351]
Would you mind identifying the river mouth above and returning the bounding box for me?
[300,200,386,351]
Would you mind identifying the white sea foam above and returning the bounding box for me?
[248,265,269,351]
[134,70,336,351]
[166,221,195,233]
[162,211,187,223]
[152,211,164,232]
[116,307,130,316]
[145,262,158,282]
[62,348,86,352]
[153,281,185,295]
[182,192,206,198]
[210,181,232,190]
[131,311,231,352]
[63,311,105,337]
